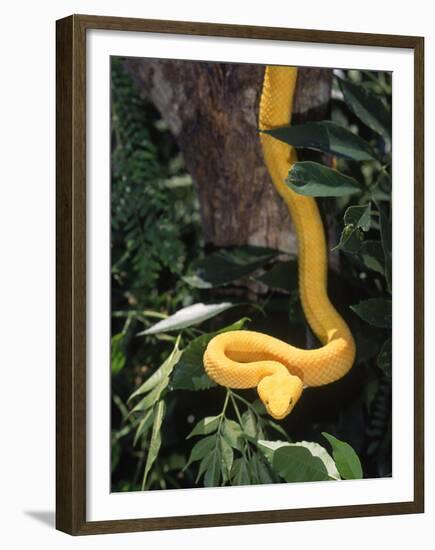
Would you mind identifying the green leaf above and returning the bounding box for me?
[231,457,251,485]
[184,245,279,288]
[345,202,372,231]
[170,318,249,391]
[380,207,392,293]
[129,381,168,415]
[287,162,362,197]
[359,240,385,274]
[241,409,259,439]
[335,225,364,254]
[129,341,182,415]
[249,453,275,484]
[111,333,126,374]
[187,416,221,439]
[194,436,228,487]
[273,446,330,483]
[256,260,298,293]
[377,337,392,378]
[185,434,217,468]
[339,78,391,139]
[220,437,234,479]
[350,298,392,328]
[129,339,182,402]
[195,454,212,483]
[257,439,290,464]
[111,439,121,473]
[294,441,340,480]
[264,121,376,161]
[258,439,339,479]
[334,203,371,253]
[222,418,244,451]
[142,400,166,489]
[251,398,267,415]
[203,450,222,487]
[133,408,154,447]
[138,302,234,335]
[170,333,217,391]
[322,432,363,480]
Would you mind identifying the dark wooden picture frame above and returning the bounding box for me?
[56,14,424,535]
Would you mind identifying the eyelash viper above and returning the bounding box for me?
[203,66,356,420]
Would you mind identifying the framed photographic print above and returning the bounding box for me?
[56,14,424,535]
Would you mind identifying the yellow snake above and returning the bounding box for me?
[203,66,356,420]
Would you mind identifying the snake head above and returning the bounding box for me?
[257,373,303,420]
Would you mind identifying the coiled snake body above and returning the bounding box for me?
[204,66,356,419]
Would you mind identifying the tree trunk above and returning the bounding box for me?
[124,59,332,254]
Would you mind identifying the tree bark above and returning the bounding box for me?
[124,59,332,254]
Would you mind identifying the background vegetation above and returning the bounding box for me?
[111,58,392,492]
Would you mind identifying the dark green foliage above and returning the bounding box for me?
[333,203,371,253]
[111,64,392,491]
[111,333,126,374]
[351,298,392,328]
[377,338,392,378]
[264,120,376,161]
[111,57,201,303]
[110,58,202,492]
[257,260,298,292]
[184,245,279,288]
[322,432,363,479]
[359,240,385,274]
[338,77,391,139]
[273,446,330,482]
[380,205,392,292]
[287,161,362,197]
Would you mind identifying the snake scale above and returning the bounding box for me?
[203,66,356,420]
